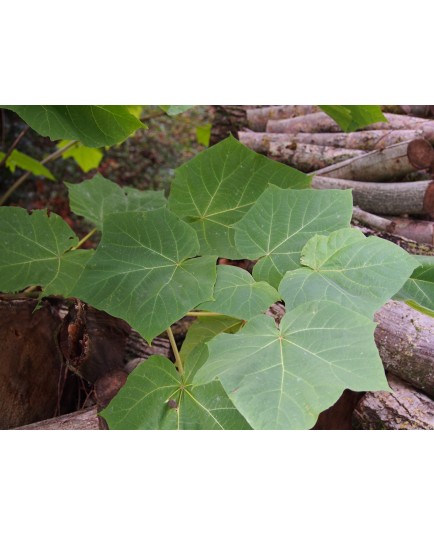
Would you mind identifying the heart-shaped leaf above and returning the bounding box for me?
[3,105,144,147]
[279,228,419,316]
[234,186,353,288]
[101,316,250,429]
[195,301,389,430]
[0,207,92,295]
[66,174,166,230]
[168,136,310,259]
[197,264,280,320]
[72,208,217,342]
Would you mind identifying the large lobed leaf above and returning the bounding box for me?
[0,207,92,296]
[71,208,217,343]
[101,316,250,429]
[234,186,353,288]
[2,105,144,147]
[168,136,310,259]
[280,228,419,316]
[195,302,390,430]
[66,174,166,230]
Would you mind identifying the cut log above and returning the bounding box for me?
[312,175,434,216]
[246,105,320,131]
[407,138,434,170]
[385,216,434,245]
[266,111,434,139]
[239,129,424,153]
[374,301,434,398]
[15,407,100,430]
[315,140,424,182]
[353,374,434,430]
[382,105,434,118]
[267,142,365,172]
[352,207,396,234]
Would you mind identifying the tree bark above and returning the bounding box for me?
[15,407,100,430]
[239,129,424,153]
[374,301,434,398]
[267,142,365,172]
[209,106,248,145]
[382,105,434,118]
[353,374,434,430]
[312,175,434,216]
[315,140,424,182]
[385,216,434,245]
[246,105,320,131]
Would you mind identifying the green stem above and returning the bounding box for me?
[166,326,184,376]
[0,140,78,206]
[0,125,30,169]
[71,228,97,250]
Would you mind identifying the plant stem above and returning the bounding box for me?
[186,311,223,317]
[166,326,184,376]
[71,228,97,250]
[0,140,78,206]
[0,125,30,169]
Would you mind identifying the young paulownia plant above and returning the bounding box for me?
[0,136,422,429]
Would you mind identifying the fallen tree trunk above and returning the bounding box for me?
[386,216,434,245]
[353,374,434,430]
[266,111,434,139]
[15,407,100,430]
[315,140,423,182]
[267,142,365,172]
[246,105,320,131]
[374,301,434,397]
[312,175,434,216]
[239,129,424,153]
[382,105,434,118]
[352,207,396,234]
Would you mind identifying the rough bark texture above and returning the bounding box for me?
[239,129,424,153]
[246,105,320,131]
[374,301,434,398]
[313,175,434,216]
[353,374,434,430]
[267,111,342,134]
[15,407,100,430]
[267,142,365,172]
[315,140,421,182]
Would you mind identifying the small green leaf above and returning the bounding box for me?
[0,207,89,294]
[196,123,212,146]
[57,140,103,172]
[126,105,143,119]
[234,186,353,288]
[72,208,217,342]
[2,105,145,148]
[66,174,166,230]
[279,228,419,316]
[319,105,387,132]
[195,302,389,430]
[198,264,280,320]
[168,136,311,259]
[395,255,434,316]
[0,149,54,180]
[159,105,194,116]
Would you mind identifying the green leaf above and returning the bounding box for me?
[2,105,145,148]
[159,105,194,116]
[195,302,389,430]
[196,123,212,146]
[72,208,217,343]
[0,207,91,294]
[197,264,280,320]
[57,140,103,172]
[66,174,166,230]
[126,105,143,119]
[395,255,434,316]
[234,186,353,288]
[168,136,311,258]
[279,228,419,316]
[0,149,54,180]
[100,354,251,429]
[319,105,387,132]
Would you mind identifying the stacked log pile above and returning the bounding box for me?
[240,105,434,430]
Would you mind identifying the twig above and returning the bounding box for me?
[0,125,30,170]
[166,326,184,376]
[0,140,78,206]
